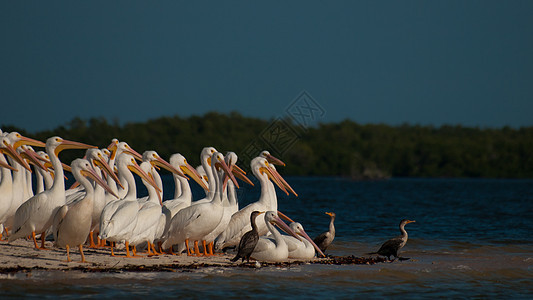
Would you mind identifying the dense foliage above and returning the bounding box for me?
[3,112,532,178]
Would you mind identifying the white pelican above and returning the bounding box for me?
[162,153,207,219]
[0,137,25,237]
[128,162,166,256]
[8,136,94,249]
[98,153,159,257]
[2,133,43,231]
[105,140,143,202]
[52,159,117,262]
[64,148,122,248]
[214,157,297,250]
[202,152,253,254]
[161,152,238,256]
[250,211,301,262]
[283,222,325,259]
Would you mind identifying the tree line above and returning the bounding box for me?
[2,112,532,179]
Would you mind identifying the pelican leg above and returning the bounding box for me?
[39,232,49,250]
[110,242,116,256]
[194,241,202,256]
[185,239,192,256]
[88,231,97,248]
[201,240,210,256]
[125,241,133,258]
[31,231,39,249]
[79,244,87,263]
[66,245,72,262]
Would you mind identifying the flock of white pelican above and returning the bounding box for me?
[0,130,329,263]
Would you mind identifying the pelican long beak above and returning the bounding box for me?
[0,141,32,172]
[272,169,297,197]
[122,148,143,161]
[128,159,162,194]
[270,214,301,241]
[93,155,124,190]
[277,211,295,223]
[13,135,45,149]
[20,147,46,171]
[180,162,209,191]
[0,159,16,171]
[54,139,96,157]
[216,157,239,190]
[232,164,254,186]
[297,226,326,258]
[81,166,119,199]
[265,153,286,167]
[151,155,187,178]
[260,165,289,195]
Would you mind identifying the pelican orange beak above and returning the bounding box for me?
[93,153,124,190]
[54,139,96,157]
[122,148,143,161]
[260,163,289,195]
[296,225,326,258]
[81,165,119,199]
[12,134,45,149]
[264,153,286,167]
[0,140,32,172]
[128,158,162,194]
[270,213,301,241]
[277,211,295,223]
[215,155,239,191]
[151,154,187,179]
[0,159,16,171]
[232,164,254,186]
[20,146,46,171]
[107,140,119,160]
[180,161,209,191]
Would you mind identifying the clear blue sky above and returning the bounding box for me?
[2,1,532,133]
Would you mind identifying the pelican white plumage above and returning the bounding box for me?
[52,159,117,262]
[8,136,95,249]
[161,153,208,231]
[104,140,143,202]
[98,153,159,257]
[250,211,301,262]
[161,152,239,256]
[202,152,253,254]
[283,222,325,259]
[214,157,297,250]
[2,133,42,231]
[128,161,166,256]
[0,137,25,236]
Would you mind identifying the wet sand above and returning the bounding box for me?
[0,239,386,274]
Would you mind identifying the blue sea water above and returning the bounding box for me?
[1,177,532,298]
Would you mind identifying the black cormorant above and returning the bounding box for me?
[313,212,336,252]
[231,211,264,263]
[368,219,416,261]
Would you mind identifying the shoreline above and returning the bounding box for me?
[0,239,386,274]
